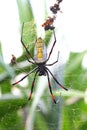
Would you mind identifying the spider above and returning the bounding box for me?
[42,16,56,30]
[50,0,63,14]
[10,54,16,65]
[12,23,68,104]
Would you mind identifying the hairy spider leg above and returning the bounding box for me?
[28,70,38,100]
[46,67,68,91]
[46,29,56,61]
[46,70,59,104]
[21,23,35,62]
[12,67,38,85]
[46,51,59,66]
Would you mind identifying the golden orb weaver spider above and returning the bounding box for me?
[12,23,68,104]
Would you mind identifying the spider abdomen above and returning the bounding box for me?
[34,37,47,63]
[37,47,43,59]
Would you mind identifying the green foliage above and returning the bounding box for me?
[63,51,87,130]
[21,21,37,57]
[16,0,33,23]
[65,51,87,90]
[0,0,35,129]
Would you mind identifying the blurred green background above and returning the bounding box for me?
[0,0,87,130]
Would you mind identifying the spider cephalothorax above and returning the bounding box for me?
[37,64,46,76]
[12,23,68,104]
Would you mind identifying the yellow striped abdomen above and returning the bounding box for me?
[34,37,47,63]
[37,47,43,59]
[36,37,43,60]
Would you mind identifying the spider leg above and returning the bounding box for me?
[46,29,56,62]
[12,67,38,85]
[28,70,38,100]
[25,55,35,64]
[21,23,35,61]
[46,70,60,104]
[46,67,68,91]
[46,51,59,66]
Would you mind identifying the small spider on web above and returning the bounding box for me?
[42,16,56,31]
[50,0,63,14]
[12,23,68,104]
[10,54,16,65]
